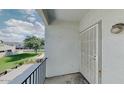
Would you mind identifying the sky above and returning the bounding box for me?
[0,9,45,42]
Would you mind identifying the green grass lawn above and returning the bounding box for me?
[0,53,38,73]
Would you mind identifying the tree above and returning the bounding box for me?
[24,36,44,53]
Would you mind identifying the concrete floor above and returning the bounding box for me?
[44,73,88,84]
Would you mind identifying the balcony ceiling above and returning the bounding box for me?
[54,9,89,22]
[37,9,89,25]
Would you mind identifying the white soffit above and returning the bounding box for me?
[54,9,89,22]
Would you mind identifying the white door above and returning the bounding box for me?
[80,24,99,84]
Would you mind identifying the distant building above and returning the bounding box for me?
[0,40,16,57]
[4,41,24,49]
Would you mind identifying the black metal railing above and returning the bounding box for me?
[9,58,47,84]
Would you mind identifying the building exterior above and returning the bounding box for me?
[36,9,124,84]
[0,40,16,57]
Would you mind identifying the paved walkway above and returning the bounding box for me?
[0,64,33,84]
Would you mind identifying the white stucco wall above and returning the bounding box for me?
[45,20,81,77]
[80,10,124,83]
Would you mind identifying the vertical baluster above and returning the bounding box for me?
[36,69,37,84]
[38,65,40,84]
[33,72,34,84]
[40,63,42,83]
[25,79,27,84]
[38,66,40,84]
[29,76,31,84]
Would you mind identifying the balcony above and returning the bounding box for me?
[0,9,100,84]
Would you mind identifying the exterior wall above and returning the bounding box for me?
[45,20,81,77]
[0,45,16,57]
[80,10,124,83]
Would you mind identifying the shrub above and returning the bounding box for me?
[18,62,24,66]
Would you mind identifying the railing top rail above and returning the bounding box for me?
[9,58,47,84]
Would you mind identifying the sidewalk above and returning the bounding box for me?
[0,64,33,84]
